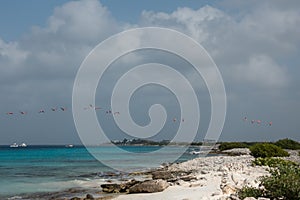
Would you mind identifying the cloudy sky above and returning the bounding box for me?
[0,0,299,145]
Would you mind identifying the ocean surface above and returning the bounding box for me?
[0,145,212,199]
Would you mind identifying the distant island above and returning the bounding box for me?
[110,138,215,146]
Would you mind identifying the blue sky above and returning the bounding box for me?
[0,0,69,41]
[0,0,299,145]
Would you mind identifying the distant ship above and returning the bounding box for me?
[66,144,74,148]
[20,143,27,147]
[9,143,19,148]
[9,142,27,148]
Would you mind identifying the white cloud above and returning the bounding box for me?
[33,0,119,43]
[141,6,230,43]
[239,3,300,54]
[0,39,28,64]
[235,55,288,88]
[139,4,298,90]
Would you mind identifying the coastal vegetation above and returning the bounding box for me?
[249,143,289,158]
[252,157,297,167]
[111,139,210,146]
[111,138,171,146]
[110,138,300,151]
[218,142,251,151]
[274,138,300,150]
[217,138,300,151]
[239,158,300,199]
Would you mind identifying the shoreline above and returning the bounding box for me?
[113,153,267,200]
[5,149,299,200]
[106,149,299,200]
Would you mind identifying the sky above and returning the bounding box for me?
[0,0,299,145]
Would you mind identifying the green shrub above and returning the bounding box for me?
[239,161,300,200]
[218,142,249,151]
[262,163,300,199]
[275,138,300,150]
[252,157,297,167]
[237,187,264,199]
[249,143,289,158]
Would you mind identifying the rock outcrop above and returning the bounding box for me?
[101,179,140,193]
[129,179,169,193]
[101,179,169,194]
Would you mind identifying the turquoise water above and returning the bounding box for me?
[0,145,201,199]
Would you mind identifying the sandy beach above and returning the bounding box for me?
[101,149,299,200]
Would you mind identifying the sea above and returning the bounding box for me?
[0,145,213,199]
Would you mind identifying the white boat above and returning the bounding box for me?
[66,144,74,148]
[20,143,27,147]
[10,143,19,148]
[189,150,201,155]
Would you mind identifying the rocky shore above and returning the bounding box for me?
[67,149,299,200]
[112,155,267,200]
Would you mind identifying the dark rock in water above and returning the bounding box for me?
[129,179,169,193]
[161,162,170,167]
[84,193,94,199]
[101,179,141,193]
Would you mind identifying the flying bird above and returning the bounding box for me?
[38,110,45,113]
[268,121,272,126]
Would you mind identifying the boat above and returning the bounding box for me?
[189,150,201,155]
[66,144,74,148]
[10,143,19,148]
[189,147,211,155]
[19,143,27,147]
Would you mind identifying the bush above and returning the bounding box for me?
[237,187,264,199]
[218,142,249,151]
[252,157,297,167]
[262,163,300,199]
[249,143,289,158]
[274,138,300,150]
[239,160,300,200]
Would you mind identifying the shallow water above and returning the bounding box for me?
[0,145,208,199]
